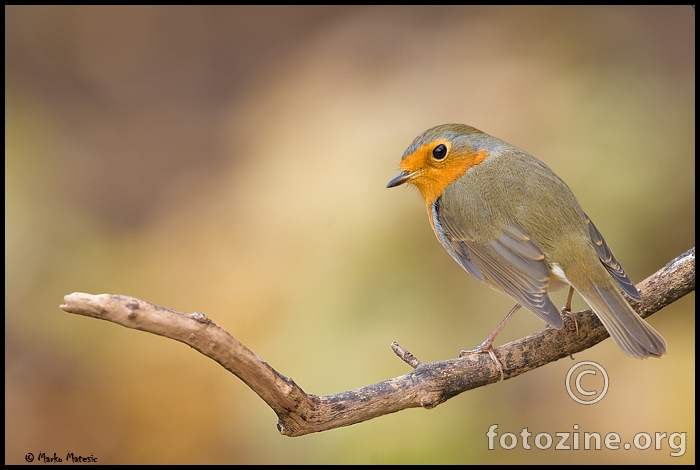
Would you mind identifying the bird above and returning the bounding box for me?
[387,124,666,377]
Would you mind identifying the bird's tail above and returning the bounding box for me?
[578,285,666,358]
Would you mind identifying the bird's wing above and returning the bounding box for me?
[430,203,485,282]
[585,214,641,302]
[436,214,564,329]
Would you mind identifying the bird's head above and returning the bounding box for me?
[387,124,494,205]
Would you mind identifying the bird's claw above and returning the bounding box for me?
[561,307,579,335]
[459,341,504,381]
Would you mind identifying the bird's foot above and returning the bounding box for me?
[561,286,579,335]
[459,340,504,381]
[561,307,579,336]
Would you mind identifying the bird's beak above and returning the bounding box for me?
[387,170,412,188]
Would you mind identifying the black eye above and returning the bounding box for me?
[432,144,447,160]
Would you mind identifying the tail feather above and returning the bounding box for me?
[578,285,666,358]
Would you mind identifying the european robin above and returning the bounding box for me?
[387,124,666,376]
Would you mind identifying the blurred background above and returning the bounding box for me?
[5,6,694,464]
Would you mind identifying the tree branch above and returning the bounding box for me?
[60,247,695,437]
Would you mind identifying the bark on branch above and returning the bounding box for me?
[60,248,695,437]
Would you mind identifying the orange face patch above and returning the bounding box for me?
[399,140,489,207]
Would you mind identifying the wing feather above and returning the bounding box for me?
[586,214,641,302]
[432,201,563,329]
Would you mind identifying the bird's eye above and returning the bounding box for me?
[432,144,447,160]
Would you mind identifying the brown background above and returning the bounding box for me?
[5,6,694,464]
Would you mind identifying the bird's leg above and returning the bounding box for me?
[561,286,579,335]
[459,304,522,381]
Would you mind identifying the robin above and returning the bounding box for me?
[387,124,666,377]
